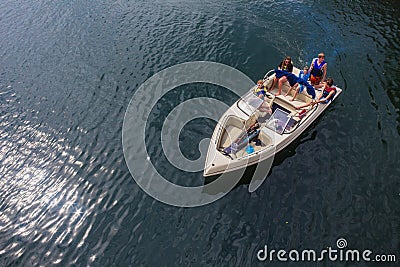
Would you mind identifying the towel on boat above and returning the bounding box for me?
[274,69,316,99]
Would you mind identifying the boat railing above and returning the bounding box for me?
[263,69,275,80]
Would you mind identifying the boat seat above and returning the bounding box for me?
[219,125,244,149]
[272,96,297,113]
[279,84,313,104]
[268,73,313,105]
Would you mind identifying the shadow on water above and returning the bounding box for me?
[204,128,319,190]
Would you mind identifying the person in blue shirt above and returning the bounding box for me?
[285,66,310,101]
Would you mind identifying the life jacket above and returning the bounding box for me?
[310,58,326,77]
[321,86,336,103]
[282,64,290,71]
[279,61,293,72]
[255,85,267,94]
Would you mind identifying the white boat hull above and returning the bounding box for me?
[203,68,342,177]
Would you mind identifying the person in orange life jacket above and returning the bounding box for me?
[296,78,336,109]
[308,53,327,89]
[269,56,294,96]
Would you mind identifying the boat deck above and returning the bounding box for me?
[218,74,318,159]
[204,67,342,177]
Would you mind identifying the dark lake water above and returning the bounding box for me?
[1,0,399,266]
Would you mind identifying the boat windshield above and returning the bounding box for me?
[266,108,291,134]
[237,91,264,115]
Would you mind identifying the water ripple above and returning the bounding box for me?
[0,0,399,266]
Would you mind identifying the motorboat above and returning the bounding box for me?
[203,67,342,177]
